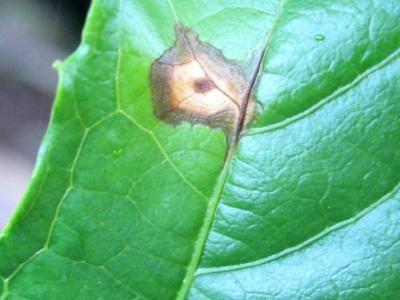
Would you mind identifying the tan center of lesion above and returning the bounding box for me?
[151,26,254,133]
[168,60,239,118]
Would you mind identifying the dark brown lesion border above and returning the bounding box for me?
[150,25,257,143]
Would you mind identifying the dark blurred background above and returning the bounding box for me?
[0,0,90,228]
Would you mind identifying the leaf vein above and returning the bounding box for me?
[196,180,400,276]
[249,47,400,135]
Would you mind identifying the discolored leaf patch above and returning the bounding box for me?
[151,26,255,136]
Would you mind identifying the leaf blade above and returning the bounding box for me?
[1,0,399,299]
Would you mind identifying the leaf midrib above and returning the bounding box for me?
[167,0,288,298]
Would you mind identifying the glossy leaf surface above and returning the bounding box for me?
[1,0,399,299]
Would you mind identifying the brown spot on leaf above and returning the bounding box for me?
[151,26,254,136]
[193,78,214,94]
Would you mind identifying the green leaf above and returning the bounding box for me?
[1,0,399,299]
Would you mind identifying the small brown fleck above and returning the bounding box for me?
[193,78,215,94]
